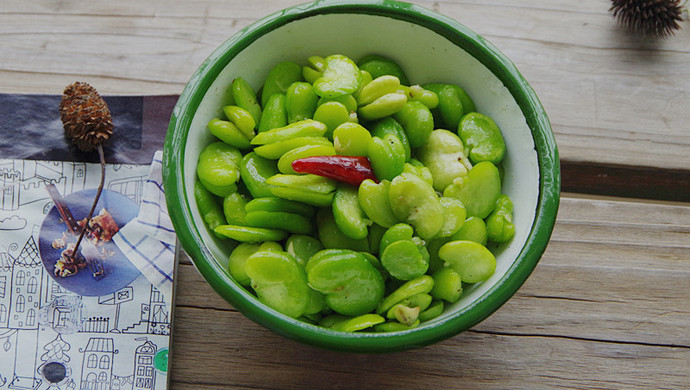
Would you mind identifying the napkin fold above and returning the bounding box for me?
[113,150,176,304]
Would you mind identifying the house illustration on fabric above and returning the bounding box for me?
[107,175,147,206]
[133,340,157,390]
[121,286,170,335]
[0,160,86,211]
[79,337,118,390]
[79,337,156,390]
[0,229,47,389]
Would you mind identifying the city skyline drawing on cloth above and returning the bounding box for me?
[0,159,171,390]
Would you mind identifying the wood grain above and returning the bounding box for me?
[1,0,689,173]
[2,1,690,388]
[169,195,690,388]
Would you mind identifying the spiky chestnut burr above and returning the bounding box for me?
[59,82,111,275]
[610,0,685,38]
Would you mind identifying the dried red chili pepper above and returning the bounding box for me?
[292,155,379,187]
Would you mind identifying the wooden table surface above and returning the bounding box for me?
[2,0,689,388]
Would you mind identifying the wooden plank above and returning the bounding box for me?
[561,162,690,202]
[170,307,690,389]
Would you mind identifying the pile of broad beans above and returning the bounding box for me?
[195,54,515,332]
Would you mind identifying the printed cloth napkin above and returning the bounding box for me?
[113,150,177,304]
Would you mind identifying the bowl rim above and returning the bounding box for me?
[163,0,561,352]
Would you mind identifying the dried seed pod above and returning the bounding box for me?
[59,82,113,151]
[610,0,684,38]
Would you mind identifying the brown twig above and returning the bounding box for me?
[70,144,106,259]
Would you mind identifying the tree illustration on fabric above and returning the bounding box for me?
[41,333,71,364]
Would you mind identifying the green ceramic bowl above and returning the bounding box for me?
[164,0,560,352]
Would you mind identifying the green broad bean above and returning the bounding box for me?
[486,194,515,243]
[353,69,373,100]
[358,179,399,228]
[389,173,444,240]
[401,161,434,187]
[286,234,324,266]
[258,94,288,133]
[253,136,332,160]
[367,223,387,255]
[194,180,226,233]
[358,251,386,276]
[449,216,488,246]
[417,129,472,192]
[423,83,475,130]
[245,197,315,218]
[222,105,256,140]
[368,134,405,181]
[437,197,467,238]
[285,82,319,124]
[418,300,444,322]
[223,192,249,226]
[357,54,410,86]
[332,184,369,240]
[330,313,385,332]
[277,144,336,174]
[379,223,414,255]
[244,210,312,234]
[386,304,420,326]
[399,85,439,109]
[357,92,407,121]
[459,112,507,165]
[430,267,463,303]
[425,237,449,274]
[312,54,362,98]
[300,313,323,325]
[305,248,350,273]
[332,122,371,156]
[313,101,350,137]
[302,56,327,84]
[377,275,434,315]
[400,293,433,312]
[228,242,279,286]
[304,288,327,316]
[371,117,411,162]
[374,320,419,332]
[214,224,288,243]
[261,61,303,106]
[245,250,310,318]
[318,94,358,113]
[443,161,501,219]
[207,118,251,149]
[439,240,496,283]
[251,119,326,145]
[240,152,278,198]
[316,208,369,252]
[356,75,401,106]
[251,120,327,145]
[266,174,336,207]
[381,239,429,280]
[197,141,243,197]
[231,77,262,126]
[393,100,434,148]
[306,249,385,316]
[318,313,347,329]
[198,179,236,200]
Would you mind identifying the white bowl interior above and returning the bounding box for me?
[183,13,539,324]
